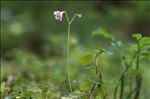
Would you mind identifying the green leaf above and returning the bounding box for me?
[80,54,94,65]
[95,48,105,53]
[79,82,90,91]
[0,82,10,97]
[1,82,6,94]
[92,28,115,41]
[140,37,150,45]
[132,33,142,40]
[99,86,106,97]
[141,52,150,57]
[129,44,138,51]
[128,69,141,76]
[140,37,150,49]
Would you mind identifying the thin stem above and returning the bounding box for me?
[127,76,142,99]
[120,75,125,99]
[88,52,103,99]
[134,40,142,99]
[136,41,140,70]
[95,56,100,77]
[126,87,138,99]
[114,52,138,99]
[129,75,132,92]
[88,74,101,99]
[70,14,80,24]
[64,11,70,24]
[114,83,119,99]
[64,11,73,93]
[95,52,102,76]
[134,76,142,99]
[64,11,81,93]
[67,23,73,93]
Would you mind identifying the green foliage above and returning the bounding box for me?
[140,37,150,44]
[128,69,141,76]
[92,28,115,41]
[79,82,90,91]
[95,48,105,54]
[132,33,142,40]
[0,82,10,98]
[140,37,150,49]
[80,54,94,65]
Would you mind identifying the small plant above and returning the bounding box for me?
[1,82,10,99]
[113,33,150,99]
[88,49,107,99]
[54,10,82,93]
[80,49,108,99]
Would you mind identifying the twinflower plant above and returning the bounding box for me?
[54,10,82,93]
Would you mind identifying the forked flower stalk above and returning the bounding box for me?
[54,10,82,93]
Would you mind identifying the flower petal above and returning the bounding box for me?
[54,11,59,15]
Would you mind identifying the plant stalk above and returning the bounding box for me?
[67,23,73,93]
[114,51,138,99]
[64,11,81,93]
[88,51,103,99]
[134,40,142,99]
[120,75,125,99]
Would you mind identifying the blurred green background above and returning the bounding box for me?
[1,1,150,98]
[1,1,150,57]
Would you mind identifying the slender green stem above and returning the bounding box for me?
[67,23,73,93]
[64,11,73,93]
[126,87,138,99]
[95,52,102,76]
[136,41,140,70]
[70,14,81,24]
[64,11,70,24]
[88,51,103,99]
[129,76,132,94]
[114,52,139,99]
[120,75,125,99]
[64,11,81,93]
[88,74,101,99]
[114,83,119,99]
[134,40,142,99]
[134,76,142,99]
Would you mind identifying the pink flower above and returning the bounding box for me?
[54,11,64,21]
